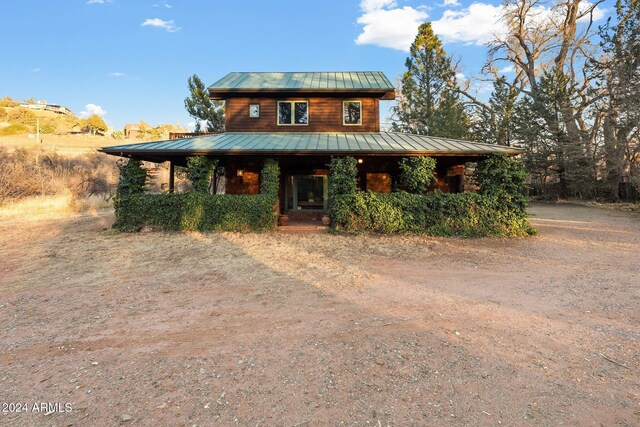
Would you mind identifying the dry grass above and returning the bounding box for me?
[0,145,118,206]
[0,135,114,156]
[0,193,113,220]
[0,192,76,218]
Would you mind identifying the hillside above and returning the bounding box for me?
[0,97,187,149]
[0,105,79,136]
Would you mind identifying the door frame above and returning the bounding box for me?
[286,174,329,212]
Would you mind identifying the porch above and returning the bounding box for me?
[100,131,522,219]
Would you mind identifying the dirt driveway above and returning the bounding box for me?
[0,203,638,426]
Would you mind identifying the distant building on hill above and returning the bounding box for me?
[19,101,74,116]
[124,121,152,138]
[69,123,106,136]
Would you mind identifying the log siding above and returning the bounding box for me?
[225,96,380,132]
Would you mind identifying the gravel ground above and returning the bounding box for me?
[0,202,638,426]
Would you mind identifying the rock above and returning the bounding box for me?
[119,414,133,423]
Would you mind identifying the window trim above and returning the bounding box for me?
[277,100,309,126]
[342,100,362,126]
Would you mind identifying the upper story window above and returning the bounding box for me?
[343,100,362,126]
[278,101,308,125]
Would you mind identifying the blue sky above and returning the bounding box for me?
[0,0,609,130]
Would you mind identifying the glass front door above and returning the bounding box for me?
[286,175,328,211]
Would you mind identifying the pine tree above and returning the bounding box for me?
[472,76,518,146]
[184,74,225,132]
[392,23,468,138]
[513,70,593,198]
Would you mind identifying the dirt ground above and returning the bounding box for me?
[0,203,638,426]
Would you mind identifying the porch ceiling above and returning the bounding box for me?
[99,132,522,158]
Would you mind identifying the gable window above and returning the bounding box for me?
[343,100,362,125]
[278,101,308,125]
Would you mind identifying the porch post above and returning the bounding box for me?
[169,160,175,193]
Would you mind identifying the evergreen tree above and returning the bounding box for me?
[512,94,555,193]
[184,74,225,132]
[513,70,593,198]
[472,76,518,146]
[392,23,468,138]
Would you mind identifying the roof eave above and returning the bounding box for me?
[100,148,520,157]
[208,88,396,100]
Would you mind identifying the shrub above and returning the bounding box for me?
[0,108,7,121]
[329,156,358,223]
[40,119,56,134]
[260,158,280,197]
[187,156,217,193]
[0,124,29,136]
[475,154,528,211]
[329,157,358,197]
[7,108,36,126]
[115,159,147,199]
[114,193,277,232]
[114,157,280,232]
[0,146,118,204]
[399,156,436,193]
[113,159,147,230]
[0,97,19,107]
[331,191,535,237]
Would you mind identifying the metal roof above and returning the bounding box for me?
[101,132,522,157]
[208,72,395,96]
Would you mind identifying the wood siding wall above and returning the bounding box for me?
[225,97,380,132]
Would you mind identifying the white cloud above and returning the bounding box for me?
[86,0,113,4]
[152,2,172,8]
[186,120,208,131]
[499,64,515,73]
[80,104,107,118]
[109,72,125,77]
[578,1,605,22]
[355,0,428,51]
[357,1,606,50]
[360,0,397,13]
[31,68,42,72]
[431,1,606,46]
[141,18,181,32]
[455,72,465,80]
[431,3,505,45]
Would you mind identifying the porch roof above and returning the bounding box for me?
[100,132,522,158]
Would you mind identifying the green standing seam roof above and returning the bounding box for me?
[100,132,523,157]
[208,72,395,92]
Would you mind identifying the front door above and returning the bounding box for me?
[286,175,328,212]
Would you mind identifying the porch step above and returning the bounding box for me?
[278,220,329,233]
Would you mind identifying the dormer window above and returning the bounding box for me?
[278,101,308,125]
[343,100,362,125]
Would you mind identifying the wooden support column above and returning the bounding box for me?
[168,160,175,193]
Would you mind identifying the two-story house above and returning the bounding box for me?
[101,71,519,220]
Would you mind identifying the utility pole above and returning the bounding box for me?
[36,118,40,144]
